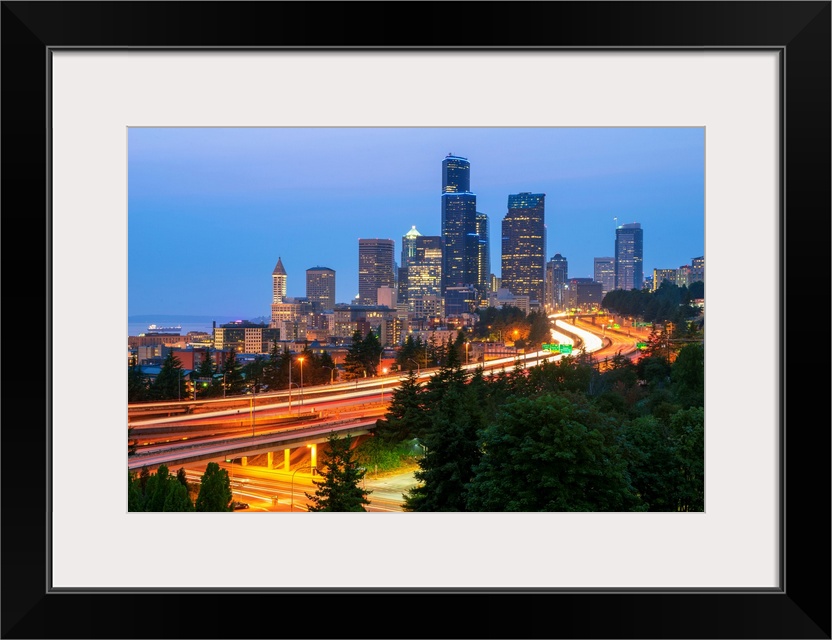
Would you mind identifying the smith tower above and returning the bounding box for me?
[272,257,287,303]
[440,154,478,293]
[501,192,546,305]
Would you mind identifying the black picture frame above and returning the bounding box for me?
[2,2,829,638]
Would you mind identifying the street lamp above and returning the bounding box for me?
[413,438,427,457]
[322,365,335,384]
[298,356,305,407]
[407,358,420,377]
[381,367,388,401]
[287,353,292,413]
[464,341,469,365]
[290,464,317,511]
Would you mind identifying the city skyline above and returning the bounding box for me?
[128,127,704,318]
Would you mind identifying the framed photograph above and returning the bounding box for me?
[3,2,829,638]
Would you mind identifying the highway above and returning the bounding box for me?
[128,316,648,510]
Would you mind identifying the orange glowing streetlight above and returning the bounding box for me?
[381,367,388,401]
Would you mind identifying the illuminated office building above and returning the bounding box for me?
[306,266,336,312]
[441,154,478,292]
[501,192,546,305]
[358,238,395,305]
[594,257,615,297]
[546,253,568,311]
[614,222,644,291]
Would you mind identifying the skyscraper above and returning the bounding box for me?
[501,192,546,305]
[306,266,336,312]
[614,222,644,291]
[399,225,422,306]
[272,256,287,303]
[407,235,443,306]
[546,253,568,311]
[593,257,615,297]
[401,225,422,268]
[358,238,395,305]
[475,212,490,291]
[441,154,478,292]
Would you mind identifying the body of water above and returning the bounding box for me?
[128,315,270,338]
[128,322,216,337]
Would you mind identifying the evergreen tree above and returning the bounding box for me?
[263,341,282,390]
[344,330,366,380]
[396,334,419,369]
[305,433,372,511]
[402,382,482,512]
[197,349,215,378]
[195,462,233,512]
[278,346,294,390]
[163,481,195,512]
[373,369,428,444]
[669,407,705,511]
[621,406,704,512]
[446,331,467,368]
[128,471,145,512]
[151,351,185,400]
[139,464,195,512]
[360,329,383,377]
[319,350,337,384]
[466,395,643,512]
[142,464,169,512]
[425,333,442,367]
[526,310,552,349]
[670,343,705,408]
[195,350,215,398]
[128,363,151,402]
[222,350,244,395]
[403,360,478,512]
[243,355,266,392]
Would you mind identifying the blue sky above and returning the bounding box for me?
[128,127,704,319]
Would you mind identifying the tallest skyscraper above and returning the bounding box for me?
[440,154,479,293]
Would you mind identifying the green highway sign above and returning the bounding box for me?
[543,343,572,353]
[636,342,647,350]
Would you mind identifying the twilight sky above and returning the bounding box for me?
[128,127,704,319]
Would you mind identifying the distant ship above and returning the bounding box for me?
[146,324,182,334]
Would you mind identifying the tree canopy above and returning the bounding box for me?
[128,464,194,512]
[306,433,372,512]
[195,462,233,512]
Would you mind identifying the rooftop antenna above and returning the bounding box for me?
[614,216,618,229]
